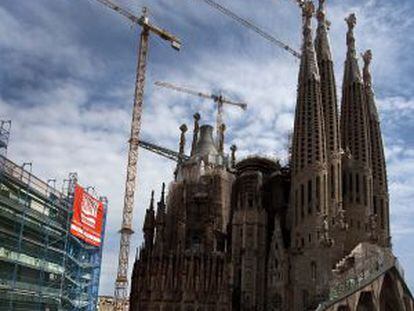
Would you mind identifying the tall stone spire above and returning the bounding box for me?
[154,183,166,254]
[363,50,390,247]
[291,1,330,307]
[315,0,342,224]
[340,14,373,251]
[143,190,155,248]
[292,0,327,218]
[190,113,201,156]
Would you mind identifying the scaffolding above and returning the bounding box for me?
[0,155,107,311]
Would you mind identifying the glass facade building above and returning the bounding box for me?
[0,155,107,311]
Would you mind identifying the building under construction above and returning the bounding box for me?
[0,124,107,311]
[129,1,414,310]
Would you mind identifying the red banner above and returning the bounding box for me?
[70,184,104,246]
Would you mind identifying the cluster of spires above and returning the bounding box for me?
[141,0,389,258]
[142,182,165,254]
[292,0,389,250]
[176,113,237,169]
[141,111,241,252]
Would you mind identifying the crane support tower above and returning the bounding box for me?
[154,81,247,145]
[90,1,181,310]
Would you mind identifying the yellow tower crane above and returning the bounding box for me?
[154,81,247,147]
[89,1,181,310]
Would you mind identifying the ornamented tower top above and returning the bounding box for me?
[344,14,362,83]
[298,1,320,82]
[315,0,332,61]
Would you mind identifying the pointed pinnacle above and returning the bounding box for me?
[149,190,155,210]
[362,49,373,87]
[316,0,330,28]
[362,49,373,67]
[161,182,165,203]
[302,1,315,42]
[345,13,357,30]
[317,0,326,20]
[180,124,188,133]
[345,13,358,59]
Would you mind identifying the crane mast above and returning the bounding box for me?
[113,23,148,311]
[89,1,181,310]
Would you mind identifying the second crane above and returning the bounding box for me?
[155,81,247,148]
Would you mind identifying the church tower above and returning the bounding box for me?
[314,0,343,226]
[362,49,391,247]
[290,2,330,308]
[314,0,348,265]
[340,14,374,251]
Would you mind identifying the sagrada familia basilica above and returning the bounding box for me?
[129,0,413,310]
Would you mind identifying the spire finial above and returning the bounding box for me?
[302,1,315,38]
[345,13,357,58]
[362,49,379,120]
[315,0,332,61]
[343,13,362,82]
[362,49,373,88]
[161,182,165,204]
[316,0,331,29]
[149,190,155,210]
[191,113,201,156]
[230,144,237,168]
[179,123,188,156]
[317,0,326,22]
[300,1,319,79]
[218,123,226,153]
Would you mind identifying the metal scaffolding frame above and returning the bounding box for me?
[0,155,107,310]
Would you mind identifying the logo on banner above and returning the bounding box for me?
[70,184,104,246]
[80,194,99,227]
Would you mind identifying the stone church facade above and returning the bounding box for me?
[130,1,413,310]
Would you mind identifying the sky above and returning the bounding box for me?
[1,0,413,296]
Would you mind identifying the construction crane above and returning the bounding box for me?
[154,81,247,144]
[138,139,190,163]
[89,1,181,310]
[197,0,301,59]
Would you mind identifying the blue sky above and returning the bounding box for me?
[1,0,413,295]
